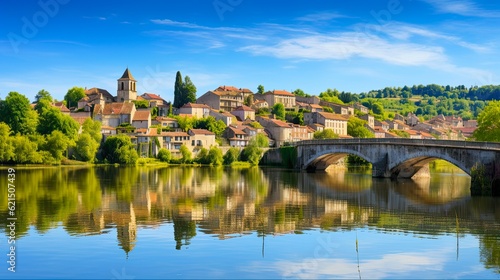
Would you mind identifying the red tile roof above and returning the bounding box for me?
[161,131,189,137]
[215,85,240,92]
[318,112,349,121]
[265,90,294,97]
[133,110,151,121]
[182,102,210,109]
[102,102,135,115]
[189,129,215,135]
[233,105,254,112]
[141,93,165,101]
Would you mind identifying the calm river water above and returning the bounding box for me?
[1,164,500,279]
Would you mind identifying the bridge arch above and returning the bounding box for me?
[389,152,471,178]
[303,148,374,171]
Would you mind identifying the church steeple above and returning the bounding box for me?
[117,68,137,102]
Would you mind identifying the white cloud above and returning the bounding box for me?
[423,0,500,17]
[240,33,446,66]
[296,12,351,22]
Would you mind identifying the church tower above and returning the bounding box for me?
[117,68,137,102]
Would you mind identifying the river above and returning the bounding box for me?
[0,164,499,279]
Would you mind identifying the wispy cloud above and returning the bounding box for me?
[296,12,351,22]
[423,0,500,17]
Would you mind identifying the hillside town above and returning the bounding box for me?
[53,68,477,158]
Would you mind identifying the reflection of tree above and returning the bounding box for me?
[480,235,500,273]
[173,217,196,250]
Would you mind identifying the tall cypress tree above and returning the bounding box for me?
[183,76,197,104]
[173,71,183,108]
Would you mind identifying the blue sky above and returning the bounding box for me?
[2,0,500,102]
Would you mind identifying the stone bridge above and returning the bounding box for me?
[261,139,500,195]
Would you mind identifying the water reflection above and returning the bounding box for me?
[1,166,500,273]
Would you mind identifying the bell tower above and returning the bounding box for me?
[117,68,137,102]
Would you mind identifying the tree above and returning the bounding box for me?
[179,144,192,163]
[11,135,42,163]
[102,134,138,164]
[35,89,53,103]
[313,129,339,139]
[157,148,172,162]
[240,137,264,165]
[473,100,500,142]
[208,146,223,165]
[257,85,265,94]
[271,103,285,120]
[183,76,197,104]
[44,130,70,161]
[195,147,209,164]
[173,71,184,108]
[244,94,254,106]
[0,123,14,162]
[293,89,306,97]
[223,147,240,165]
[74,133,99,162]
[34,98,52,114]
[0,91,36,135]
[64,86,86,109]
[82,118,102,143]
[254,133,269,147]
[372,103,384,115]
[347,117,374,138]
[38,107,79,139]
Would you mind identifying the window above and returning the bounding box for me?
[121,82,124,90]
[192,140,195,146]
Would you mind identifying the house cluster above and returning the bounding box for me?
[50,68,476,157]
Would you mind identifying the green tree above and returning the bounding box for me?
[35,89,53,103]
[208,146,223,165]
[372,103,384,115]
[179,144,192,163]
[195,147,209,164]
[0,123,14,162]
[173,71,184,108]
[240,137,264,165]
[313,129,339,139]
[157,148,172,162]
[272,103,285,120]
[133,100,149,108]
[11,135,42,163]
[293,88,306,97]
[34,98,52,114]
[347,117,374,138]
[74,133,99,162]
[257,85,265,94]
[254,133,269,147]
[183,76,197,104]
[473,100,500,142]
[38,107,79,139]
[82,118,102,143]
[244,94,254,106]
[223,147,240,165]
[64,86,85,109]
[0,91,37,135]
[44,130,70,161]
[102,134,138,164]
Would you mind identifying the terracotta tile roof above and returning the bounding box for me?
[269,119,292,128]
[161,131,189,137]
[189,129,215,135]
[141,93,165,101]
[253,100,267,105]
[102,102,135,115]
[136,96,146,101]
[118,68,136,80]
[317,112,349,121]
[156,116,177,121]
[101,125,116,130]
[182,102,210,109]
[265,90,294,97]
[233,105,254,112]
[227,126,246,135]
[239,88,253,93]
[133,110,151,121]
[309,104,323,109]
[216,85,240,92]
[84,87,114,100]
[53,102,70,112]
